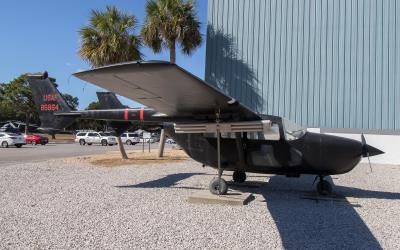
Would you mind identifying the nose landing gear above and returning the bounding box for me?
[316,176,332,196]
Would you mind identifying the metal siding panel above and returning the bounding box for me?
[326,0,334,127]
[290,0,299,120]
[206,0,400,131]
[338,0,345,128]
[362,0,370,129]
[320,0,328,127]
[263,0,272,115]
[308,0,316,127]
[388,0,396,130]
[396,0,400,129]
[376,0,383,129]
[382,0,389,129]
[300,0,311,125]
[284,0,293,120]
[297,0,305,124]
[367,0,375,129]
[344,0,352,128]
[268,0,277,115]
[205,0,214,84]
[314,0,322,127]
[259,0,267,115]
[278,0,287,117]
[331,0,339,128]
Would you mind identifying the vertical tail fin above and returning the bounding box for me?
[96,92,132,135]
[27,75,75,132]
[96,92,125,109]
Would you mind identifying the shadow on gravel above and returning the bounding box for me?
[232,175,386,249]
[115,173,205,189]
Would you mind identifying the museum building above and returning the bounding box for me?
[205,0,400,132]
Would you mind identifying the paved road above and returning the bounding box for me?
[0,143,166,166]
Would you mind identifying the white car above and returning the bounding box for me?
[0,132,26,148]
[75,132,117,146]
[120,133,140,145]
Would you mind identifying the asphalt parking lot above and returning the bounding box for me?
[0,143,166,166]
[0,145,399,249]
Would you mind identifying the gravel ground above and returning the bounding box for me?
[0,159,399,249]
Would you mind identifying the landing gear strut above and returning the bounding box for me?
[208,109,228,195]
[316,176,332,196]
[232,171,246,183]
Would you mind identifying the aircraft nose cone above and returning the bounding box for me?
[364,144,384,157]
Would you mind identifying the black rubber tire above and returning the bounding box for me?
[317,180,332,196]
[209,177,228,195]
[79,139,86,146]
[87,143,92,146]
[15,144,22,148]
[2,141,8,148]
[101,140,108,146]
[126,140,132,145]
[232,171,247,183]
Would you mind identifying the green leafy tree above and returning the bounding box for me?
[141,0,202,157]
[86,101,101,110]
[62,93,79,110]
[0,74,37,134]
[141,0,202,64]
[78,5,142,159]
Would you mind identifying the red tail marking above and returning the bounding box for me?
[140,108,144,122]
[124,108,129,121]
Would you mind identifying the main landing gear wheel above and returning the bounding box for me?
[209,177,228,195]
[232,171,246,183]
[316,177,332,196]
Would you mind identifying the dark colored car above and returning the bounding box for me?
[25,134,49,145]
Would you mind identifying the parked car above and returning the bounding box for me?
[75,132,117,146]
[120,133,140,145]
[25,134,49,145]
[0,132,26,148]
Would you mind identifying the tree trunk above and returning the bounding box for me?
[117,136,128,159]
[158,129,166,158]
[157,40,176,158]
[169,41,176,64]
[24,113,30,135]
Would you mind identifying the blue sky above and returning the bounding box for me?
[0,0,208,109]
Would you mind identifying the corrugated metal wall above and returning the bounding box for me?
[205,0,400,130]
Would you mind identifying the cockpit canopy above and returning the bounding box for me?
[282,118,306,141]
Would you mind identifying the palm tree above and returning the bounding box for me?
[141,0,202,156]
[78,5,142,159]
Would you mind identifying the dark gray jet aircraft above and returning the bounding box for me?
[27,61,384,196]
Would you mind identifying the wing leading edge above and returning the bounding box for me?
[73,61,260,122]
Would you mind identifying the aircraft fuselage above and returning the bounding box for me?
[164,115,382,176]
